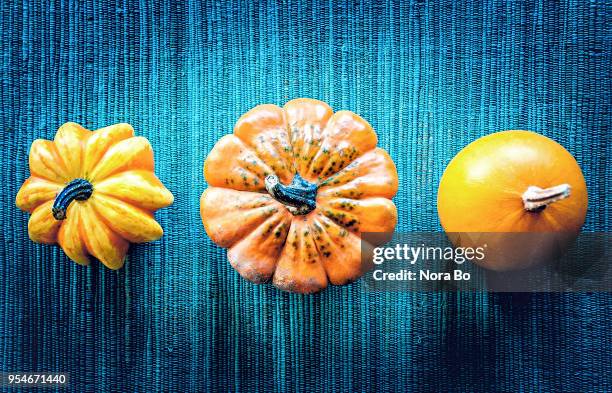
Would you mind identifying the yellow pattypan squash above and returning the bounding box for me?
[16,122,174,269]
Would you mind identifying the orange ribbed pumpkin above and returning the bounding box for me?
[200,99,398,293]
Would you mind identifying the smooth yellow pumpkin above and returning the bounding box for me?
[16,122,174,269]
[437,130,588,270]
[201,98,399,293]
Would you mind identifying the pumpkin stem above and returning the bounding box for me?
[265,174,317,215]
[52,178,94,220]
[522,184,571,212]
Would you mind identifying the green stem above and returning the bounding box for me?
[52,178,93,220]
[265,173,317,215]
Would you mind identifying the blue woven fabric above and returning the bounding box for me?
[1,0,610,392]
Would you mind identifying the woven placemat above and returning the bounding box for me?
[1,1,610,391]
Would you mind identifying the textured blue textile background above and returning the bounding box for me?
[1,0,610,392]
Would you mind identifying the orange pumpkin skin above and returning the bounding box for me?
[16,122,174,269]
[201,98,399,293]
[437,130,588,270]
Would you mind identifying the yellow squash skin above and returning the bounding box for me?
[16,122,174,269]
[437,130,588,270]
[201,98,399,293]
